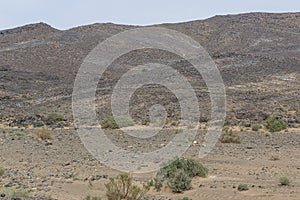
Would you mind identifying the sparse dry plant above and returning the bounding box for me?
[34,127,52,140]
[270,155,280,161]
[251,123,261,131]
[105,173,149,200]
[0,166,5,176]
[279,176,291,186]
[220,129,241,143]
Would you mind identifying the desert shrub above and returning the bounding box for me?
[279,176,291,186]
[170,121,179,127]
[47,112,64,122]
[179,198,191,200]
[239,126,244,131]
[237,184,249,191]
[10,131,26,136]
[251,123,261,131]
[270,155,280,161]
[176,128,183,134]
[222,126,230,132]
[220,130,241,143]
[34,127,52,140]
[265,116,287,132]
[0,188,29,198]
[105,173,149,200]
[224,120,231,127]
[141,118,151,126]
[100,116,134,129]
[296,110,300,117]
[168,171,192,193]
[185,159,208,178]
[20,93,32,99]
[72,173,80,181]
[155,158,208,193]
[264,132,272,137]
[147,178,163,192]
[154,180,163,192]
[158,158,208,180]
[0,166,5,176]
[85,196,102,200]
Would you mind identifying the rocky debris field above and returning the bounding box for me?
[0,127,299,200]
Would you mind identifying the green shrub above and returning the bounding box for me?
[20,93,32,99]
[158,158,208,180]
[148,178,163,192]
[0,188,29,198]
[220,130,241,143]
[237,184,249,191]
[142,119,151,126]
[155,158,208,193]
[0,166,5,176]
[176,128,183,134]
[185,159,208,178]
[10,131,26,136]
[224,120,231,127]
[100,116,134,129]
[296,110,300,117]
[265,116,287,132]
[154,180,163,192]
[279,176,291,186]
[85,196,102,200]
[179,197,192,200]
[105,173,149,200]
[222,125,230,132]
[251,123,261,131]
[168,171,191,193]
[264,132,272,137]
[47,112,64,122]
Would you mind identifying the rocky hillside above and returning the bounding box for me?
[0,12,299,128]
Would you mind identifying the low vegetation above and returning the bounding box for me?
[9,130,26,136]
[168,171,192,193]
[100,116,134,129]
[105,173,149,200]
[264,132,272,137]
[47,112,64,123]
[0,166,5,176]
[34,127,52,140]
[20,93,32,99]
[0,188,30,198]
[270,155,280,161]
[154,158,208,193]
[237,184,249,191]
[251,123,261,131]
[220,129,241,144]
[84,196,102,200]
[265,116,287,132]
[279,176,291,186]
[179,197,192,200]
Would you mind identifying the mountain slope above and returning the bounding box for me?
[0,12,299,127]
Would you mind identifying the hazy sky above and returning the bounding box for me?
[1,0,299,30]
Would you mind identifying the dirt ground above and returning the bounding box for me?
[0,127,299,200]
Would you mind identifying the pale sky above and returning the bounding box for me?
[1,0,299,30]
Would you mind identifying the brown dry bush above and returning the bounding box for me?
[220,129,241,144]
[34,127,52,140]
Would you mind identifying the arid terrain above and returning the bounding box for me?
[0,12,299,200]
